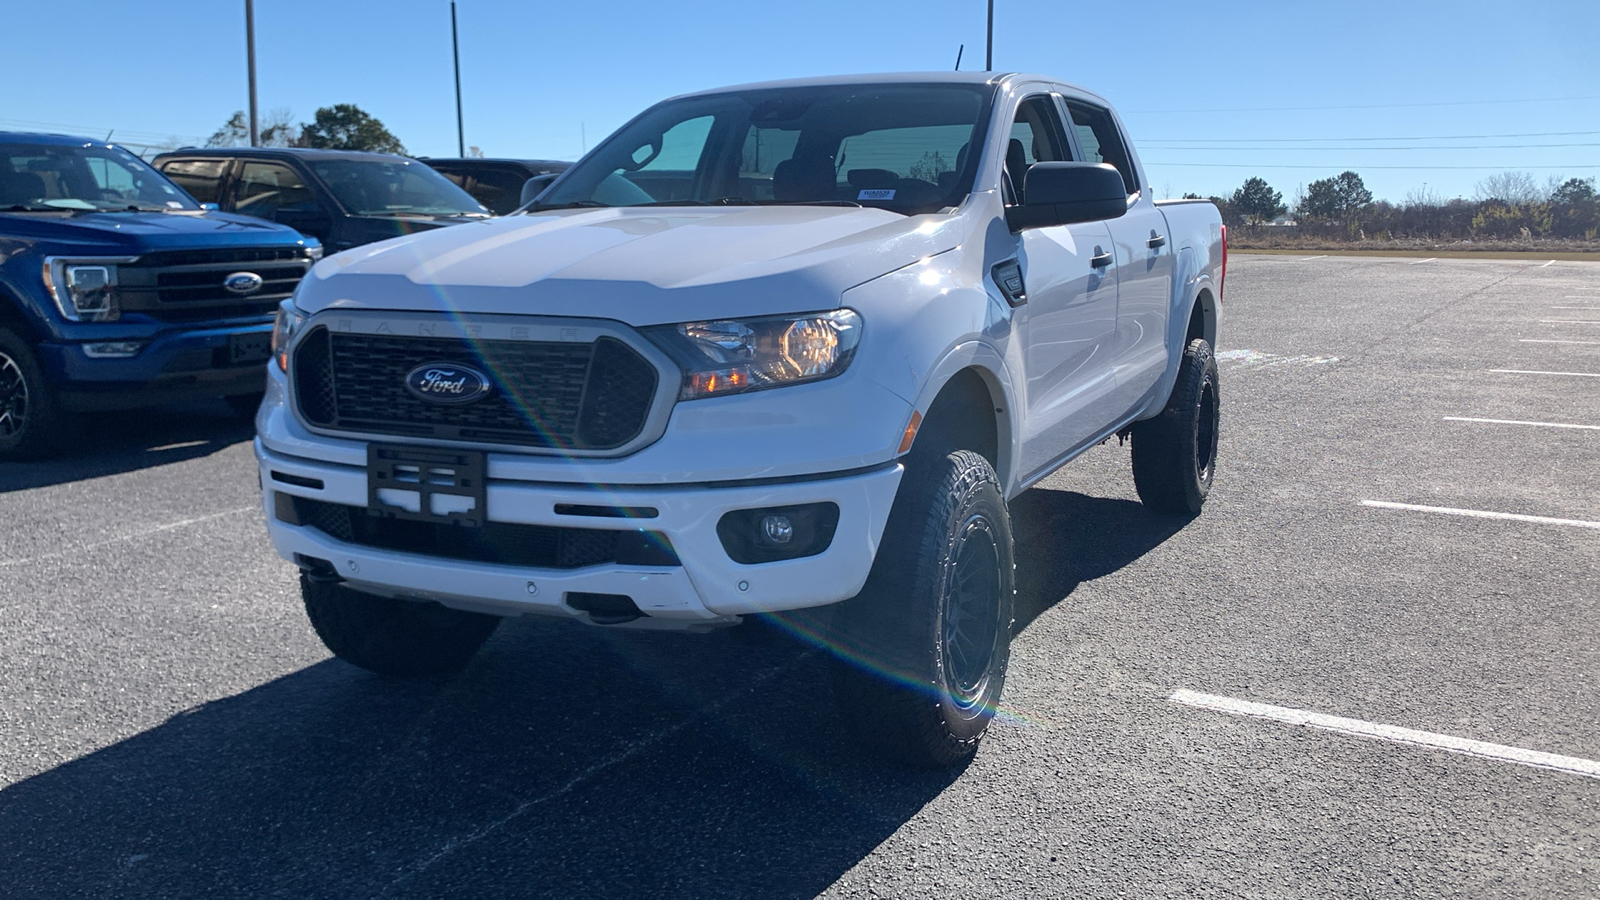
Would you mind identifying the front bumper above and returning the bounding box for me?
[41,320,273,410]
[257,440,903,629]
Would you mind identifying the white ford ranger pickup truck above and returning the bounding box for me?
[257,72,1224,767]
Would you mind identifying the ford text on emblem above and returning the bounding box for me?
[223,271,264,295]
[404,362,493,405]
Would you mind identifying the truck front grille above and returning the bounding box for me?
[279,495,681,569]
[292,327,660,451]
[119,247,311,323]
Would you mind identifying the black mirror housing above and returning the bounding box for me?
[1006,162,1128,231]
[520,174,559,208]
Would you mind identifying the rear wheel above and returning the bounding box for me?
[0,327,61,461]
[301,575,501,677]
[1131,338,1220,515]
[830,449,1015,768]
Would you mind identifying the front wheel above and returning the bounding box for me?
[830,449,1016,768]
[1131,338,1220,515]
[301,575,501,677]
[0,327,62,461]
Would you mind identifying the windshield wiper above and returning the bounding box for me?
[773,200,864,208]
[0,204,59,212]
[631,197,759,207]
[529,200,612,212]
[439,211,493,218]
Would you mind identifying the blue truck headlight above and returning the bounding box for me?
[43,258,130,323]
[644,309,861,400]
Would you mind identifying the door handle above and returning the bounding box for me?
[1090,248,1113,269]
[1147,231,1167,249]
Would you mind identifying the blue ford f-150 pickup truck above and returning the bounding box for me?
[0,133,321,459]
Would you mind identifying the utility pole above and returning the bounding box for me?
[451,1,465,157]
[985,0,994,71]
[246,0,259,146]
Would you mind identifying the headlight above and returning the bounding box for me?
[272,301,308,372]
[43,258,130,322]
[644,309,861,400]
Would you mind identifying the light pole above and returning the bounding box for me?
[451,1,465,157]
[246,0,259,146]
[985,0,993,71]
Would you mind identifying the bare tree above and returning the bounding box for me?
[1404,184,1441,208]
[1474,171,1543,205]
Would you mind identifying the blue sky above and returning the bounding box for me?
[4,0,1597,205]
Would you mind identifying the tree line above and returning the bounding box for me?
[1197,172,1600,241]
[206,104,406,155]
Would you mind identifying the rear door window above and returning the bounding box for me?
[229,162,317,218]
[159,159,228,204]
[1063,100,1138,196]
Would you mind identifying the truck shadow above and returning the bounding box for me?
[1010,487,1191,633]
[0,400,253,493]
[0,622,958,900]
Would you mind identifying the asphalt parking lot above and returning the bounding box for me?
[1,254,1596,899]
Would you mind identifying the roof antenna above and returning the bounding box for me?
[954,44,964,71]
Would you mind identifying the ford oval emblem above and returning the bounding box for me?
[224,271,264,295]
[403,362,493,405]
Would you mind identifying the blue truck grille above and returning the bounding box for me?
[119,247,311,323]
[292,328,659,451]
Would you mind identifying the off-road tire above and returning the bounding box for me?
[1131,338,1220,515]
[0,327,62,461]
[830,449,1016,768]
[301,575,501,677]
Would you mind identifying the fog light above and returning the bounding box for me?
[82,341,144,358]
[717,503,840,565]
[760,515,793,545]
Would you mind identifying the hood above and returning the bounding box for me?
[295,206,967,325]
[0,209,310,257]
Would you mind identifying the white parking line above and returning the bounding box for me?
[1361,499,1600,530]
[1551,307,1600,311]
[1409,258,1436,265]
[1491,368,1600,378]
[1540,319,1600,325]
[0,507,255,569]
[1169,690,1600,781]
[1519,339,1600,345]
[1444,416,1600,431]
[1300,255,1327,261]
[1540,260,1556,268]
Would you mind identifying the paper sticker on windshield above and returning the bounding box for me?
[857,189,895,200]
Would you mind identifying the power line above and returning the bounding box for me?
[1146,143,1600,151]
[1128,96,1600,114]
[1142,130,1600,144]
[1139,161,1599,170]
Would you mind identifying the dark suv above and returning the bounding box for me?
[151,148,491,254]
[419,158,570,215]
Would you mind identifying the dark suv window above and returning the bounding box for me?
[230,162,318,219]
[159,159,228,204]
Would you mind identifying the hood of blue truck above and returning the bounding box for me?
[293,205,969,325]
[0,210,315,257]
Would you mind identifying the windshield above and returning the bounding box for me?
[536,83,994,216]
[0,142,200,212]
[307,159,489,217]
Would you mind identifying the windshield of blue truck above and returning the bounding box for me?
[535,83,994,216]
[307,159,489,217]
[0,142,200,212]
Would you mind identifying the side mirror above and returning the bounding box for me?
[520,174,558,207]
[1005,162,1128,231]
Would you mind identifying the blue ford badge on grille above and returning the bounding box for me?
[224,271,264,295]
[404,362,493,405]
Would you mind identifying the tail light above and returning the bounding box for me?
[1219,224,1228,301]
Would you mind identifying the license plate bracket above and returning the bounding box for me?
[229,330,273,365]
[366,443,487,527]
